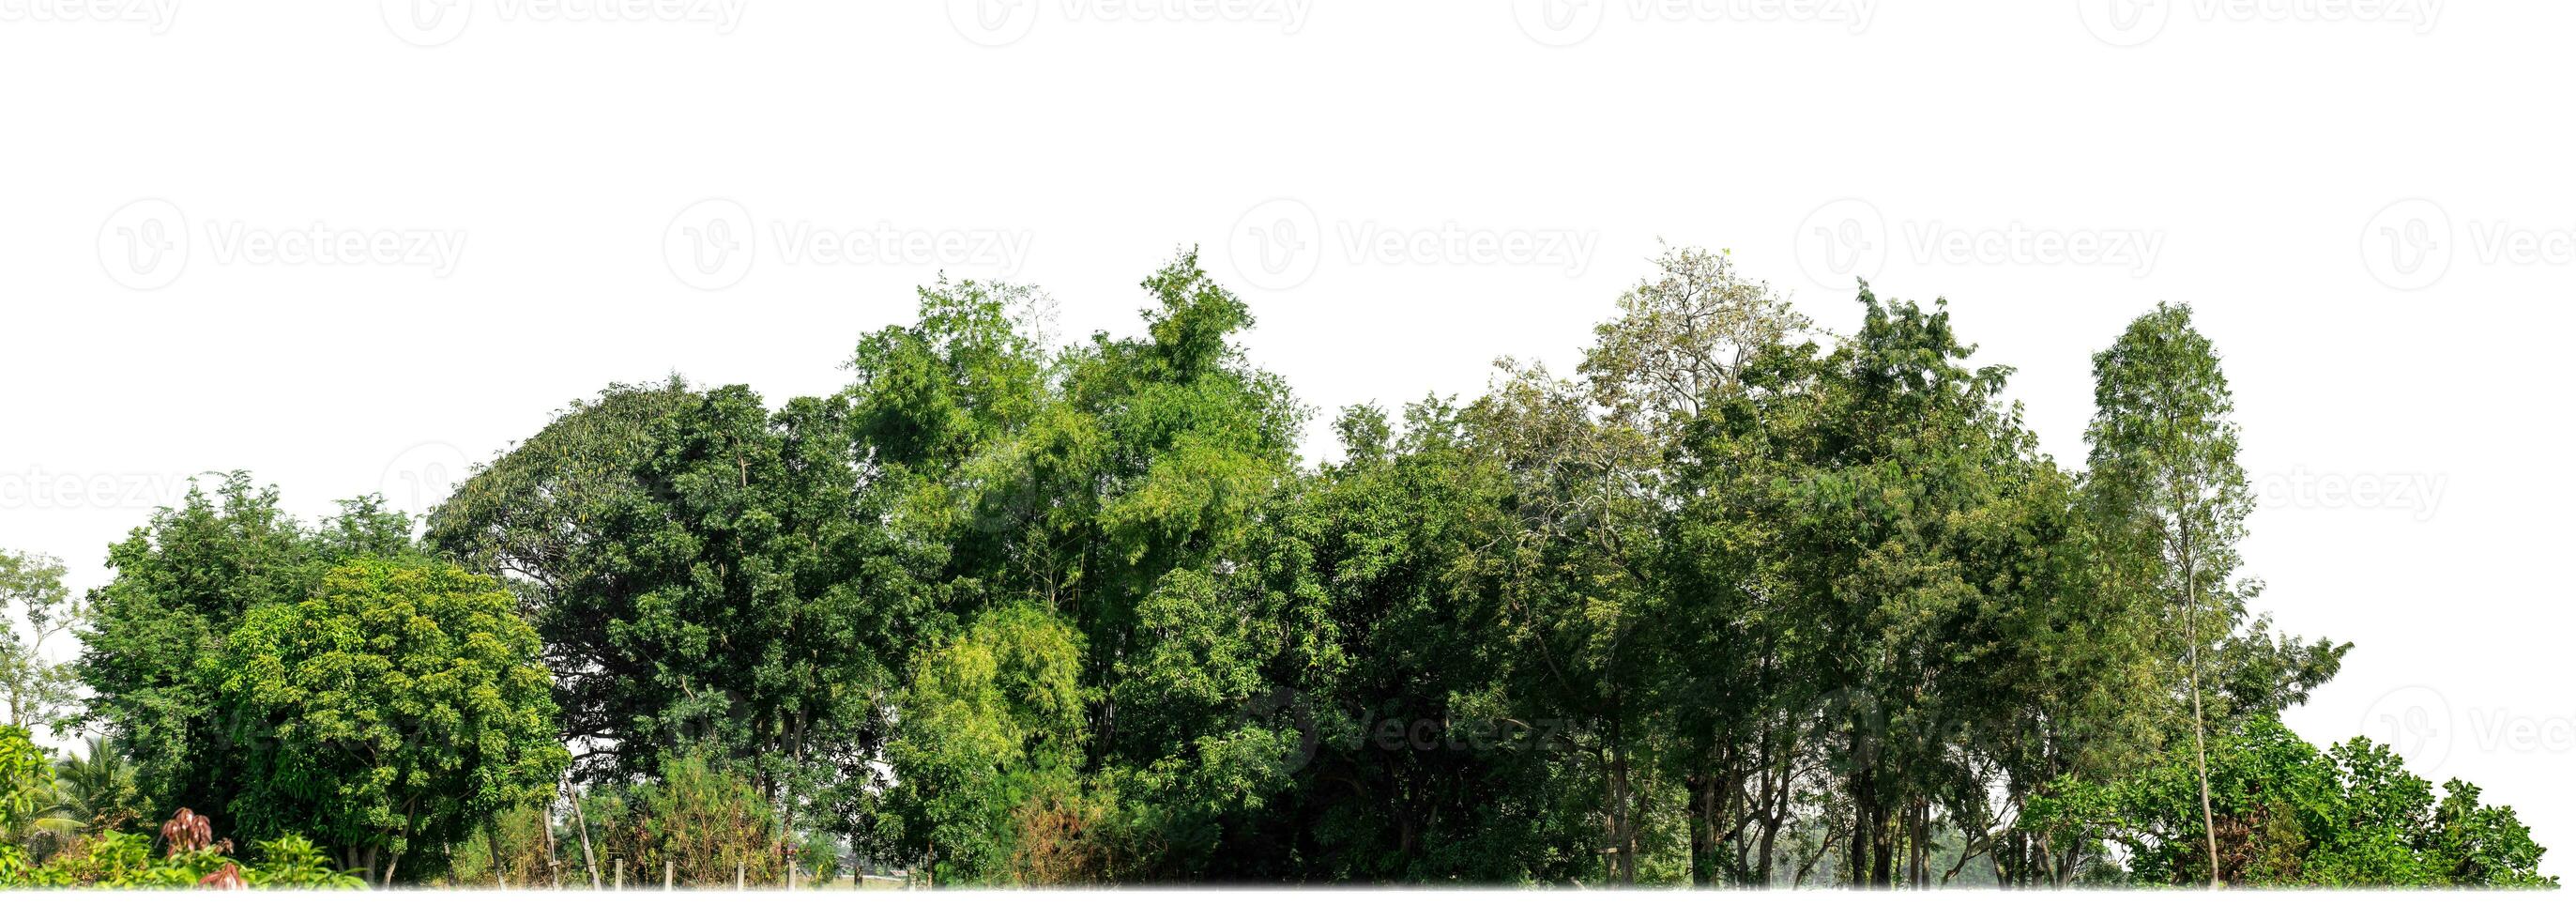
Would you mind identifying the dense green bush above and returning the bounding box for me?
[584,752,791,887]
[2023,717,2553,887]
[8,827,362,889]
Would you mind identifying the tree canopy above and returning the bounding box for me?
[13,246,2550,890]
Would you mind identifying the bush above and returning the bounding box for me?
[584,753,790,887]
[3,822,363,889]
[2022,716,2555,888]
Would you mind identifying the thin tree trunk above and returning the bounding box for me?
[541,805,561,889]
[1607,741,1637,885]
[1685,773,1713,887]
[568,782,602,890]
[486,815,506,887]
[2182,474,2220,889]
[1753,729,1788,887]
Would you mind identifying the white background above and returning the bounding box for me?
[3,0,2569,881]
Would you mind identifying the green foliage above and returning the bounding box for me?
[582,751,790,887]
[1,726,51,872]
[2,550,85,734]
[208,557,567,882]
[798,828,844,883]
[4,729,362,891]
[882,603,1088,883]
[2,826,364,889]
[438,801,558,888]
[428,376,918,835]
[2023,717,2553,888]
[51,248,2550,890]
[49,738,144,834]
[73,477,419,823]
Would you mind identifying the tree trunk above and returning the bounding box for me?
[1848,774,1872,888]
[1607,743,1637,885]
[1684,773,1714,887]
[485,815,506,887]
[1753,732,1787,888]
[2181,476,2221,889]
[1870,804,1893,888]
[540,805,561,889]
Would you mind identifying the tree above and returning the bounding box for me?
[1,726,56,875]
[580,751,796,887]
[1,551,84,732]
[50,738,142,833]
[880,603,1086,884]
[1586,245,1811,887]
[855,253,1312,883]
[1581,244,1810,435]
[2083,303,2348,887]
[75,476,418,822]
[28,249,2507,891]
[429,378,922,842]
[207,558,566,884]
[1234,399,1579,883]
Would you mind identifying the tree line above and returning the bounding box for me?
[1,246,2553,888]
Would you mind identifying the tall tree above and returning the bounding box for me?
[2085,303,2259,887]
[1585,245,1809,886]
[852,252,1310,882]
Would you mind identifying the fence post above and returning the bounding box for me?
[614,858,624,891]
[736,862,745,890]
[664,861,674,890]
